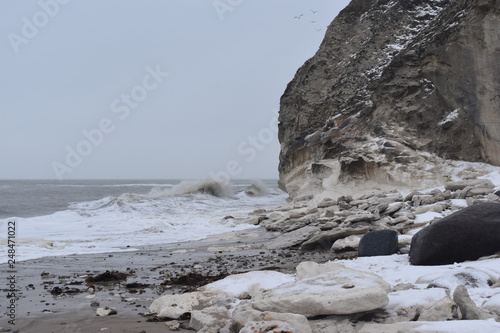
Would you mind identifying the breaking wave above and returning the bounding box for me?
[154,179,234,198]
[2,179,287,263]
[244,179,271,197]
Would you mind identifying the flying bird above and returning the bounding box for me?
[315,28,322,32]
[311,20,317,23]
[294,14,303,19]
[311,10,318,14]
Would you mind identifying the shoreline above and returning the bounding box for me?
[0,228,331,332]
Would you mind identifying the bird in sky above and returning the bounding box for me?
[315,28,322,32]
[311,10,318,14]
[294,14,303,19]
[311,20,317,23]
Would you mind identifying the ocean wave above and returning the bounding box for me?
[68,180,282,214]
[244,180,271,197]
[2,179,287,263]
[150,179,234,198]
[48,183,174,188]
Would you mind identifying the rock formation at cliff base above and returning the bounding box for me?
[278,0,500,199]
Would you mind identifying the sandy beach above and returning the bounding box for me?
[0,228,330,333]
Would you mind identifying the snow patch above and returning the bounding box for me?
[415,211,442,223]
[202,271,294,298]
[438,109,460,126]
[387,288,447,311]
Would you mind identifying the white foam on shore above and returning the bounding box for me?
[0,180,287,263]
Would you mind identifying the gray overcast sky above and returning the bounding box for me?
[1,0,349,180]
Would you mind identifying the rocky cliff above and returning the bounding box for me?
[278,0,500,199]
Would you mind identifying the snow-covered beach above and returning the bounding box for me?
[145,160,500,332]
[4,161,500,332]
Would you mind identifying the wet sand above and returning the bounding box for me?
[0,228,332,333]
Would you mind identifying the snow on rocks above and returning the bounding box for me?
[147,169,500,331]
[483,294,500,318]
[252,168,500,263]
[148,255,500,331]
[253,262,390,317]
[453,285,495,320]
[417,269,495,290]
[202,271,295,299]
[385,288,449,322]
[358,319,500,333]
[418,296,461,321]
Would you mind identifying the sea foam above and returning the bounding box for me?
[0,180,286,263]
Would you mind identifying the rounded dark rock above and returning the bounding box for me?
[409,202,500,265]
[358,230,398,257]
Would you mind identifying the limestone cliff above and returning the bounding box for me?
[278,0,500,198]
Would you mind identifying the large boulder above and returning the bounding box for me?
[409,203,500,265]
[253,262,390,317]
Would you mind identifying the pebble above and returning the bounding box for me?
[96,307,117,317]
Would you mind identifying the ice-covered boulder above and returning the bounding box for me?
[253,262,390,317]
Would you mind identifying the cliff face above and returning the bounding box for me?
[278,0,500,198]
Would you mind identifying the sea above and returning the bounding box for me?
[0,179,287,263]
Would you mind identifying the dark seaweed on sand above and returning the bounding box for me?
[86,270,129,283]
